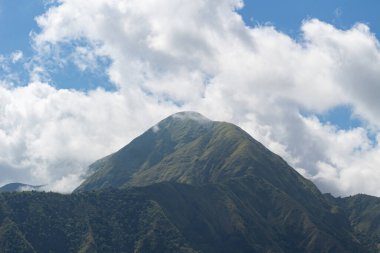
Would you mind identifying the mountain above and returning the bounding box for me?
[76,111,320,196]
[0,111,379,252]
[73,111,364,252]
[328,194,380,252]
[0,189,198,253]
[0,183,43,193]
[0,182,364,253]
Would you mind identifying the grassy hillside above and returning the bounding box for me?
[1,112,379,252]
[75,112,322,201]
[0,190,197,253]
[0,179,367,253]
[331,194,380,253]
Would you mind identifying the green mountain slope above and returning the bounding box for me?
[75,112,330,223]
[75,112,320,197]
[137,178,364,253]
[0,217,35,253]
[72,111,366,252]
[0,111,379,252]
[0,181,366,253]
[0,190,197,253]
[327,194,380,253]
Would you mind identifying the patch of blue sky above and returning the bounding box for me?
[48,56,115,91]
[0,0,115,91]
[301,106,376,143]
[0,1,115,91]
[317,106,362,130]
[238,0,380,40]
[43,39,115,91]
[0,0,45,55]
[0,54,29,86]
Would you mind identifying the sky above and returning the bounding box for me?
[0,0,380,195]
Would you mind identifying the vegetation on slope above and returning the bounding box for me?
[0,190,197,253]
[0,179,367,253]
[331,194,380,253]
[1,112,379,252]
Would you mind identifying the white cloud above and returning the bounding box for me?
[11,50,23,63]
[0,0,380,195]
[0,82,177,191]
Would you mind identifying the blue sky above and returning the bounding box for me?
[0,0,112,90]
[0,0,380,195]
[240,0,380,36]
[0,0,44,54]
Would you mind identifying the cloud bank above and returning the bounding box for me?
[0,0,380,195]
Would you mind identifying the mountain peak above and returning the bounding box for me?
[170,111,211,122]
[75,111,321,202]
[152,111,212,132]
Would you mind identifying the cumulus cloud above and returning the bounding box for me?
[0,83,176,191]
[0,0,379,195]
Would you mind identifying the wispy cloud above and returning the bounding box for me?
[10,50,23,63]
[334,7,343,19]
